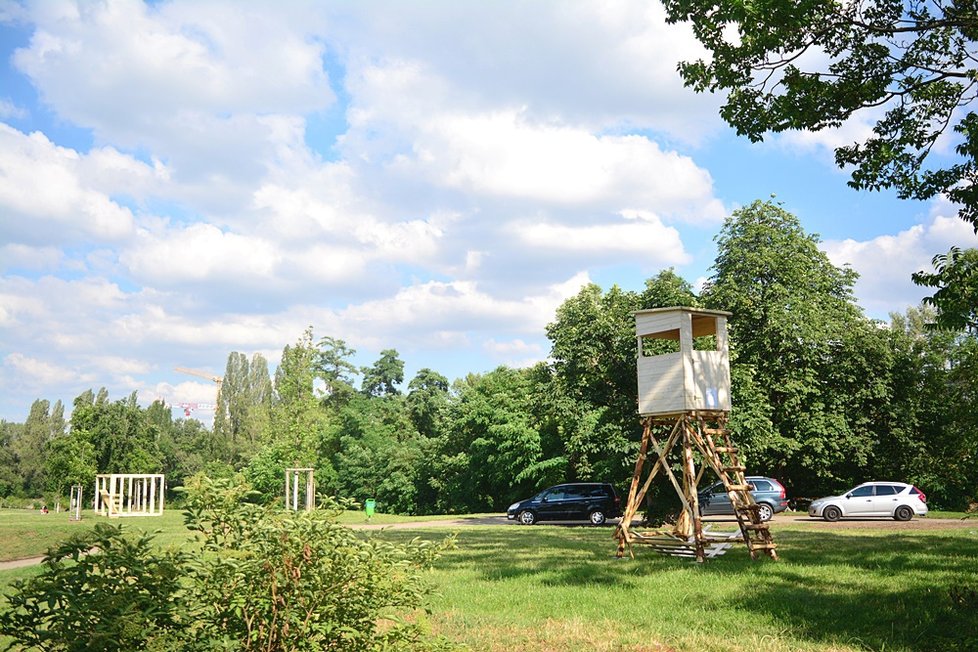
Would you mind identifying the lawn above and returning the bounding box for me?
[2,510,976,651]
[379,521,978,652]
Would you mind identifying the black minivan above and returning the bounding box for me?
[507,483,620,525]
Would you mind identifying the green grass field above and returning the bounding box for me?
[2,510,976,651]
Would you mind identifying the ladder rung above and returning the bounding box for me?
[743,523,769,531]
[748,542,777,550]
[714,446,738,453]
[703,428,727,435]
[726,484,751,491]
[724,465,746,472]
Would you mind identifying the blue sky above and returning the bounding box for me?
[1,0,976,424]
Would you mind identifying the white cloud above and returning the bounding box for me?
[15,1,334,135]
[337,272,591,349]
[514,214,690,264]
[824,205,978,317]
[121,223,280,284]
[0,243,62,271]
[482,337,547,369]
[2,352,94,389]
[346,67,725,222]
[0,124,137,244]
[0,99,26,119]
[337,1,718,140]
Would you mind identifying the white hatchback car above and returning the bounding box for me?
[809,482,928,521]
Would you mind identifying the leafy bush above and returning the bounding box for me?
[0,523,190,651]
[0,475,456,652]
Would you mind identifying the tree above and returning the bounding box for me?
[665,0,978,227]
[665,1,978,316]
[885,306,978,507]
[705,199,880,493]
[262,329,334,493]
[0,421,22,497]
[69,390,163,475]
[316,335,359,402]
[214,351,273,455]
[361,349,405,397]
[44,434,96,506]
[15,399,52,494]
[912,246,978,334]
[544,271,702,487]
[406,368,450,439]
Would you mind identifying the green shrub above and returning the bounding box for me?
[0,475,456,652]
[0,523,190,651]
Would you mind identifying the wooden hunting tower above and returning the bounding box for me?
[616,307,778,562]
[635,307,731,416]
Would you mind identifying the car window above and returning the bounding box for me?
[875,485,899,496]
[751,480,772,491]
[850,486,874,497]
[587,487,608,498]
[545,488,566,500]
[563,486,586,499]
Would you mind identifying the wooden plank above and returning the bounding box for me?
[635,312,681,337]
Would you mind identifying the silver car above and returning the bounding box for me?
[809,482,928,521]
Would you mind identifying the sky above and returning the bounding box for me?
[2,0,977,424]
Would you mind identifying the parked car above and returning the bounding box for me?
[697,476,788,522]
[808,482,928,521]
[507,483,620,525]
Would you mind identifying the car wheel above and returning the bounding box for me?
[589,510,606,526]
[822,505,842,522]
[518,510,536,525]
[894,505,913,521]
[756,503,774,522]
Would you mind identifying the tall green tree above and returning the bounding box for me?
[315,336,359,404]
[886,306,978,507]
[406,368,450,439]
[214,351,273,455]
[544,270,701,487]
[437,368,550,512]
[361,349,405,397]
[705,199,882,493]
[0,421,23,497]
[14,399,54,495]
[250,329,334,500]
[333,392,421,513]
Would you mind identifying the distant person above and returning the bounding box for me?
[41,505,49,514]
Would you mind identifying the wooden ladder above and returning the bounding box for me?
[695,417,777,560]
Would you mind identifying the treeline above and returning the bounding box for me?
[2,200,975,511]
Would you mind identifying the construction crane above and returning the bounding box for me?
[174,367,223,386]
[178,402,216,417]
[174,367,224,409]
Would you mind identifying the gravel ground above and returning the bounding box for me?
[769,512,978,530]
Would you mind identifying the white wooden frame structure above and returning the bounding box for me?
[95,474,165,518]
[635,307,732,416]
[285,468,315,511]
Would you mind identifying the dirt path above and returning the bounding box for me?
[0,555,47,571]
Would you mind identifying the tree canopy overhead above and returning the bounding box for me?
[664,0,978,226]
